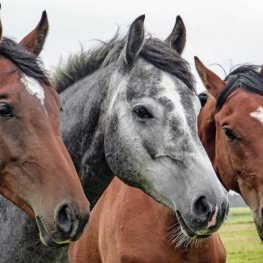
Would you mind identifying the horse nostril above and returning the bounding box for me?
[192,196,212,222]
[55,204,76,233]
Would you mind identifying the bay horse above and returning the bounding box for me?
[195,56,263,241]
[0,15,228,263]
[68,16,227,263]
[0,9,90,247]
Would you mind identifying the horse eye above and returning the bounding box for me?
[0,103,13,118]
[133,106,153,119]
[222,127,236,141]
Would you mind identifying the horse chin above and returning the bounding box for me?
[36,216,71,247]
[176,211,211,240]
[253,217,263,242]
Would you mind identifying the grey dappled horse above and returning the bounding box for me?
[57,14,228,235]
[0,15,228,262]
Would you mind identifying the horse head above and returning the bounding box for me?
[103,15,228,239]
[196,56,263,241]
[0,10,90,247]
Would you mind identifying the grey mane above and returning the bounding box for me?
[53,30,195,94]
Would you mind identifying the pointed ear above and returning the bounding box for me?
[19,11,49,56]
[125,15,145,65]
[260,65,263,75]
[194,56,225,98]
[165,16,186,55]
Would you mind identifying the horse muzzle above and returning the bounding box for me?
[36,203,90,247]
[176,197,229,239]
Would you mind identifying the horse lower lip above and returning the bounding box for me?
[36,216,69,247]
[176,211,196,237]
[176,211,211,239]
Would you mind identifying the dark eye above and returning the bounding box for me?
[133,106,153,119]
[0,103,13,118]
[222,127,236,141]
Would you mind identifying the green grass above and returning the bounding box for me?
[219,207,263,262]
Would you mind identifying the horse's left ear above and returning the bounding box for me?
[125,15,145,65]
[19,11,49,56]
[165,16,186,55]
[194,56,225,98]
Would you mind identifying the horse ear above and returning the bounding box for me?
[125,15,145,65]
[260,65,263,75]
[194,56,225,98]
[19,11,49,56]
[165,15,186,55]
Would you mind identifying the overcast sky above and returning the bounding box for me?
[2,0,263,92]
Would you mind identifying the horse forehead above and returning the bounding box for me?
[126,63,161,99]
[220,90,263,120]
[20,74,45,107]
[159,72,199,114]
[127,66,196,107]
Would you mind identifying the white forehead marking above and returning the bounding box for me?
[250,106,263,123]
[160,72,187,121]
[160,73,180,104]
[21,74,45,106]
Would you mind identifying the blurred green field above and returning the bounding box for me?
[219,207,263,263]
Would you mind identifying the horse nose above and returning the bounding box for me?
[55,204,77,234]
[192,196,213,223]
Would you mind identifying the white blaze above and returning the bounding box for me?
[250,106,263,123]
[21,74,45,106]
[160,72,188,128]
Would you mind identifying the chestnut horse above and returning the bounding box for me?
[0,9,89,247]
[68,17,227,263]
[195,57,263,241]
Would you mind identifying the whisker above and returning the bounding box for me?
[165,223,209,249]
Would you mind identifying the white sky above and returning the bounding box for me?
[2,0,263,92]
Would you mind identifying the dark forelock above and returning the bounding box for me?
[0,37,49,85]
[216,65,263,112]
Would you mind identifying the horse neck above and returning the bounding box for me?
[60,68,115,209]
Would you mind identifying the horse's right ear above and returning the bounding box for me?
[194,56,225,98]
[125,15,145,66]
[19,11,49,56]
[165,15,186,55]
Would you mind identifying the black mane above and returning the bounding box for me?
[53,31,195,94]
[216,65,263,111]
[0,37,49,85]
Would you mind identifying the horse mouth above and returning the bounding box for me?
[36,216,71,247]
[176,211,211,239]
